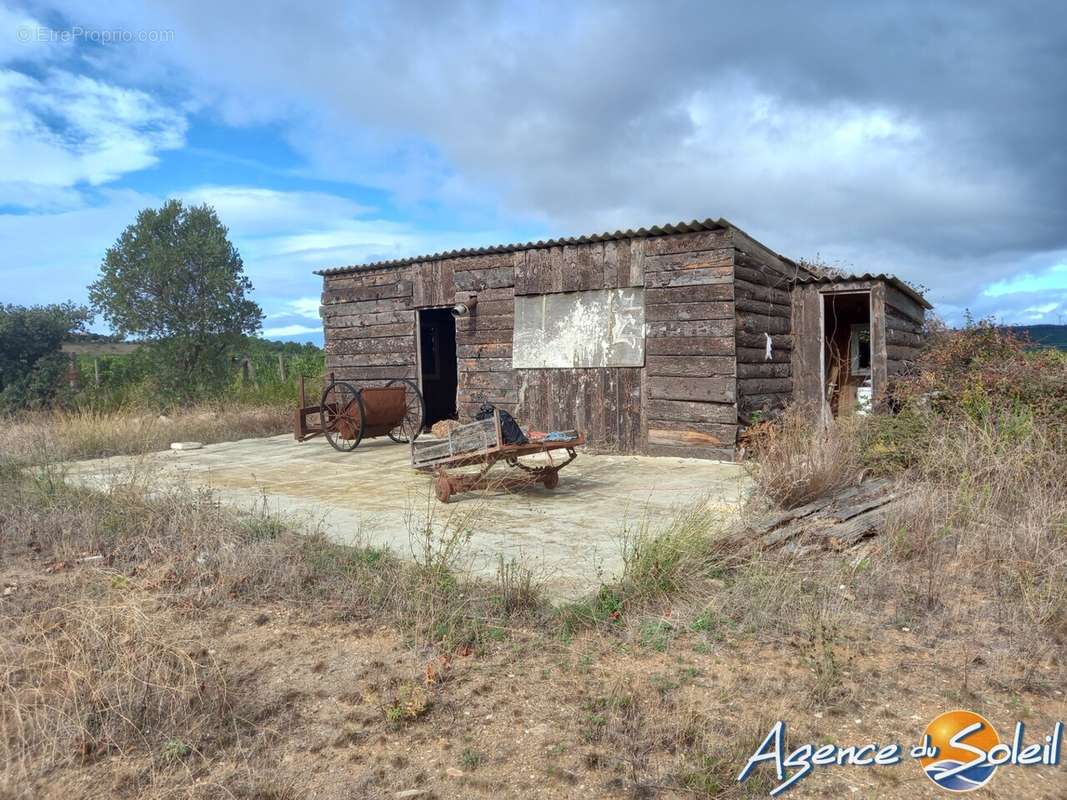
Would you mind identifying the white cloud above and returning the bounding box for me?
[178,185,372,236]
[0,68,186,208]
[261,323,321,338]
[1022,302,1060,316]
[983,264,1067,297]
[0,7,64,65]
[266,297,321,320]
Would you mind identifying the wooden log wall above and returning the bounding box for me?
[883,285,926,377]
[642,229,737,459]
[731,230,797,421]
[507,230,737,457]
[321,267,418,384]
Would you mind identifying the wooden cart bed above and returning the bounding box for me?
[411,411,584,503]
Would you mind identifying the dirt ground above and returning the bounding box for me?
[4,558,1065,800]
[62,435,748,597]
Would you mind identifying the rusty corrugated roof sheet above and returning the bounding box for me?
[794,272,932,309]
[314,218,731,276]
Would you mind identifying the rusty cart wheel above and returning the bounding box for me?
[385,379,425,443]
[320,381,365,452]
[434,474,452,503]
[542,470,560,490]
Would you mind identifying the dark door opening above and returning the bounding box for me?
[418,308,458,427]
[822,292,872,416]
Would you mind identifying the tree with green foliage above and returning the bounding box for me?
[89,200,263,398]
[0,303,91,411]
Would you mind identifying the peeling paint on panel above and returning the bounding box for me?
[513,288,645,368]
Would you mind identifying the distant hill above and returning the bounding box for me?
[1006,324,1067,350]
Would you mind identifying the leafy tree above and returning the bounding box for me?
[89,200,263,397]
[0,303,91,411]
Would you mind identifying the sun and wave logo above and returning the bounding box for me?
[919,710,1000,792]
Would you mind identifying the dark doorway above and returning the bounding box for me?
[822,292,872,416]
[418,308,458,426]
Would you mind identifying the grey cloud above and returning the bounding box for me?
[29,0,1067,321]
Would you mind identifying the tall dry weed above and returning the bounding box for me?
[745,406,862,509]
[0,405,289,467]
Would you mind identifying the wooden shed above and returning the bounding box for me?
[316,218,930,460]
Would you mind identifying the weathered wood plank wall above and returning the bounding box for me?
[789,283,822,409]
[642,229,736,459]
[321,266,418,384]
[319,223,927,458]
[883,285,925,378]
[513,239,643,453]
[731,230,797,420]
[453,252,519,418]
[320,229,743,457]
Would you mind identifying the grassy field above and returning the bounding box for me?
[1,326,1065,799]
[0,404,291,466]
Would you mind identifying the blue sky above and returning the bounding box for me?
[3,2,1067,345]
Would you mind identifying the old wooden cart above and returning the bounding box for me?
[411,411,584,502]
[294,375,424,452]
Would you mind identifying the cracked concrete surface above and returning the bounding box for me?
[64,434,749,597]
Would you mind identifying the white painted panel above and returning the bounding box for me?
[512,288,645,368]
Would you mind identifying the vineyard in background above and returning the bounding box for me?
[65,337,324,412]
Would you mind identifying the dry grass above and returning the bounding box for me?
[867,412,1067,690]
[0,597,229,780]
[0,405,289,466]
[1,334,1065,797]
[743,406,862,509]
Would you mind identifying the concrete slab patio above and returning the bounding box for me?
[65,435,749,596]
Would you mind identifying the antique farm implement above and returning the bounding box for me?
[294,374,424,452]
[411,410,584,502]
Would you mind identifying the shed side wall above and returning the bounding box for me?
[731,231,796,421]
[884,285,926,378]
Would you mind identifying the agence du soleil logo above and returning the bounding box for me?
[737,709,1063,795]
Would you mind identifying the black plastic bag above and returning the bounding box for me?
[475,402,528,445]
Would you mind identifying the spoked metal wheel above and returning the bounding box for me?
[385,379,425,443]
[320,381,365,452]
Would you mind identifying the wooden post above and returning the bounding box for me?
[870,284,888,406]
[93,358,100,387]
[241,358,250,385]
[277,353,287,381]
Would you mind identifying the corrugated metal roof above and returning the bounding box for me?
[314,218,730,276]
[795,272,932,309]
[313,217,931,310]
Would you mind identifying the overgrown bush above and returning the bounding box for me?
[892,318,1067,437]
[0,303,90,412]
[860,320,1065,475]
